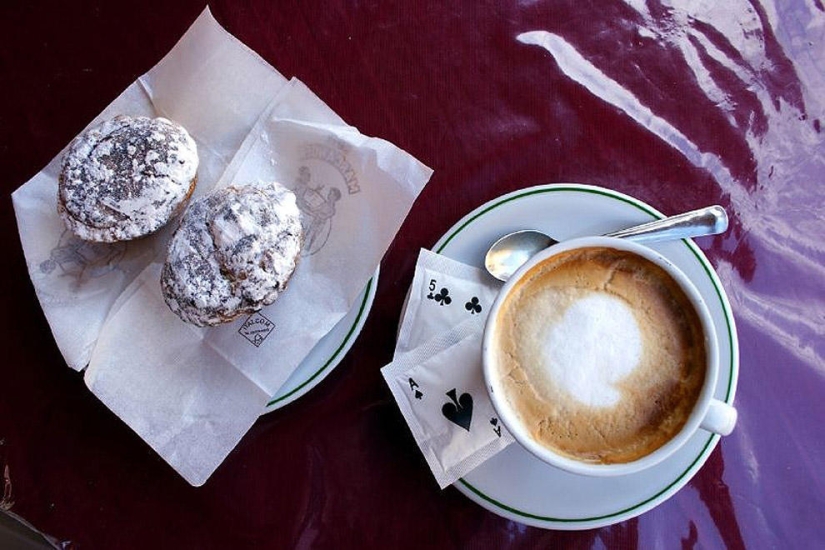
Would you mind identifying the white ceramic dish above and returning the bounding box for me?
[432,184,738,530]
[264,268,379,412]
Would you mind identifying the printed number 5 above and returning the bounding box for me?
[429,279,436,291]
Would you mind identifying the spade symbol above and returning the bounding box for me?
[409,378,423,400]
[442,388,473,432]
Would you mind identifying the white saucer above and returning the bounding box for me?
[264,267,379,411]
[433,184,739,530]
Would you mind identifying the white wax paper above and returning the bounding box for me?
[11,8,432,486]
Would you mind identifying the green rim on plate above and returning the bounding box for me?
[436,184,737,526]
[266,276,375,408]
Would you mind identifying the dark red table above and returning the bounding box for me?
[2,1,824,548]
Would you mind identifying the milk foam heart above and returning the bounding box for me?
[542,293,641,408]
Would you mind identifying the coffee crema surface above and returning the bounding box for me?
[492,247,706,464]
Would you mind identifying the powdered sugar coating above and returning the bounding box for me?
[58,115,198,242]
[161,182,304,327]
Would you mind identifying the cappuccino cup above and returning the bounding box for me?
[482,236,736,476]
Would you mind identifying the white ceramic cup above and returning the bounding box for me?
[482,236,737,477]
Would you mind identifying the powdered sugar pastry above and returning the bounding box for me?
[58,115,198,242]
[161,182,304,326]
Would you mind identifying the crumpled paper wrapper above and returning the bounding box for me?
[11,8,432,486]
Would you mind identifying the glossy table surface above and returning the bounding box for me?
[1,1,824,548]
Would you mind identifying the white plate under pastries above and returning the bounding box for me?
[264,268,378,411]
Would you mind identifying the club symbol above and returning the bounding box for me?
[433,288,452,306]
[442,388,473,432]
[465,297,482,315]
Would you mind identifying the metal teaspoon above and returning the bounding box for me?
[484,205,728,281]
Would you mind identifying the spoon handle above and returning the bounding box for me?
[604,205,728,243]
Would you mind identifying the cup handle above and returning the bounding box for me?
[700,399,738,436]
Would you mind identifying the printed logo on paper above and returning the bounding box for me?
[238,312,276,347]
[39,229,127,280]
[294,137,361,256]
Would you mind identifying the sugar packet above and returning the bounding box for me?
[383,249,512,488]
[382,320,514,488]
[395,249,500,358]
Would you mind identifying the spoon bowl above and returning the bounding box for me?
[484,205,728,281]
[484,230,555,280]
